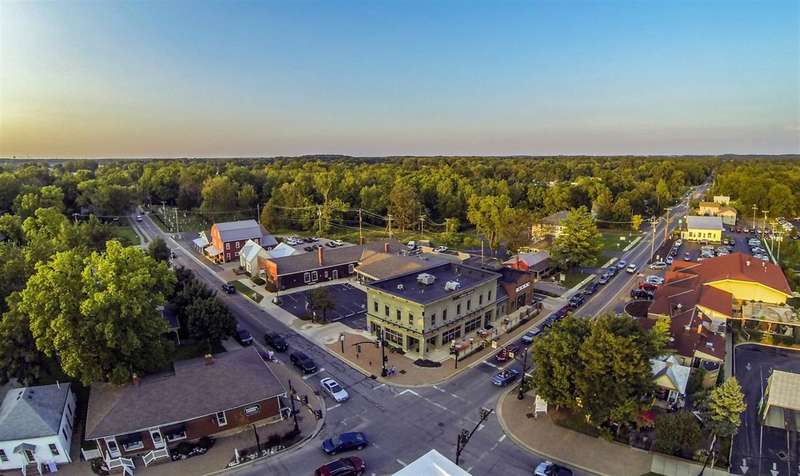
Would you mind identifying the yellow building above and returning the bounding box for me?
[698,202,721,216]
[682,215,724,243]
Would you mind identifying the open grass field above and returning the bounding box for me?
[108,224,140,247]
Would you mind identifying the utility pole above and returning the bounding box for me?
[517,345,529,400]
[358,208,363,244]
[379,328,388,377]
[287,379,299,433]
[751,204,758,231]
[317,205,323,236]
[455,408,493,466]
[664,208,669,242]
[387,214,393,240]
[650,216,657,261]
[762,210,768,239]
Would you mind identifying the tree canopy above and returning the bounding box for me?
[550,207,603,268]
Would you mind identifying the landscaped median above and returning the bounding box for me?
[495,387,653,476]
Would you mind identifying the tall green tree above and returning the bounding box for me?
[19,241,176,385]
[466,194,511,251]
[148,237,172,262]
[309,286,336,322]
[550,206,602,268]
[201,176,238,211]
[705,378,746,437]
[388,179,420,232]
[0,293,46,385]
[186,297,237,352]
[531,315,592,408]
[654,411,702,455]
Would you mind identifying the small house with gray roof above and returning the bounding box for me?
[85,348,287,467]
[0,383,76,473]
[206,220,277,263]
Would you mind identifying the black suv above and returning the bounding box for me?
[290,351,318,374]
[235,328,254,346]
[264,332,288,352]
[222,283,236,294]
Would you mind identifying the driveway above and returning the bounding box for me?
[731,344,800,476]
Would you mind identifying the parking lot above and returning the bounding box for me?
[678,229,765,262]
[731,344,800,476]
[278,283,367,329]
[278,235,356,254]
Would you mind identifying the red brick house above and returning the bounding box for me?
[206,220,277,263]
[85,349,287,467]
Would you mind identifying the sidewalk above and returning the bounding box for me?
[53,361,324,476]
[323,306,556,387]
[496,389,652,476]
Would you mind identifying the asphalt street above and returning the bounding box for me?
[132,214,587,476]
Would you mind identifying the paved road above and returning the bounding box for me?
[577,181,710,318]
[132,214,590,476]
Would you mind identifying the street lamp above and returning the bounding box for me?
[517,345,530,400]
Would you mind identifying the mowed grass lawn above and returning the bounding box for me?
[598,229,640,257]
[231,280,264,303]
[108,225,140,246]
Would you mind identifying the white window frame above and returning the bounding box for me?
[236,241,240,249]
[311,271,318,281]
[304,272,311,283]
[0,449,8,462]
[49,443,60,456]
[105,437,120,458]
[225,242,230,250]
[216,411,228,427]
[348,264,354,273]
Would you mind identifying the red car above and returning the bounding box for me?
[495,343,521,363]
[315,456,366,476]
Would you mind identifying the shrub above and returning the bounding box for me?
[251,277,266,286]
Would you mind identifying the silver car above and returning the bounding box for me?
[320,377,349,403]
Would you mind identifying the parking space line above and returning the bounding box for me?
[396,459,407,467]
[326,404,341,411]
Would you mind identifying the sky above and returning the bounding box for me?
[0,0,798,157]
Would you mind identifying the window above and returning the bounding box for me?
[244,404,261,416]
[467,299,471,311]
[396,309,401,320]
[216,411,228,426]
[225,253,230,261]
[488,290,492,300]
[485,310,493,322]
[49,443,60,457]
[348,264,355,273]
[430,313,437,326]
[67,403,73,419]
[456,303,461,315]
[225,242,230,250]
[0,449,7,462]
[465,316,482,333]
[408,313,414,324]
[442,308,448,321]
[442,326,462,344]
[236,241,240,249]
[304,272,311,284]
[373,301,378,312]
[311,271,318,281]
[384,328,403,346]
[62,427,69,440]
[384,305,389,317]
[479,294,483,305]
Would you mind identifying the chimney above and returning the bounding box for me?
[384,242,390,253]
[318,246,324,266]
[204,353,214,365]
[132,373,140,386]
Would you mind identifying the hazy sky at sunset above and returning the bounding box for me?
[1,0,798,157]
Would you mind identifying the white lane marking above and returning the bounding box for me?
[303,369,324,380]
[373,383,386,390]
[396,459,407,467]
[450,393,466,401]
[483,361,499,369]
[467,467,473,473]
[326,404,341,411]
[396,389,420,397]
[432,385,446,393]
[498,434,506,442]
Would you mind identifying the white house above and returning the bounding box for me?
[0,383,77,474]
[239,239,270,276]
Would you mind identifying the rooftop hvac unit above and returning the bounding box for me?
[444,281,461,291]
[417,273,436,285]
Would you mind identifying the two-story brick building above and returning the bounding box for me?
[205,220,277,263]
[365,263,500,358]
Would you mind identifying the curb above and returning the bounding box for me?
[494,389,606,476]
[203,395,327,476]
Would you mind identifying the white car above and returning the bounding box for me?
[674,239,682,247]
[434,246,448,253]
[645,275,664,286]
[333,239,345,246]
[320,377,349,403]
[649,261,667,270]
[626,263,637,273]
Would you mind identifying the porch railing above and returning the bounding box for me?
[106,456,135,475]
[142,447,170,467]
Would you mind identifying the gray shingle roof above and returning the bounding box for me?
[213,220,273,243]
[85,348,285,440]
[686,215,724,230]
[0,383,71,441]
[367,262,501,305]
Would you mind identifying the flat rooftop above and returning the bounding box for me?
[367,262,500,305]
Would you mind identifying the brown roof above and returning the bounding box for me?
[699,202,720,209]
[85,348,285,440]
[638,311,725,361]
[685,253,791,295]
[356,253,445,281]
[267,240,401,276]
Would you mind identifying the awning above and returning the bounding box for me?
[205,245,221,256]
[192,236,209,248]
[14,443,36,454]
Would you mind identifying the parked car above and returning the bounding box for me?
[310,237,320,242]
[674,239,682,247]
[322,432,369,455]
[136,215,143,222]
[406,241,416,249]
[649,261,667,270]
[290,351,318,374]
[264,332,288,352]
[521,328,541,344]
[535,461,573,476]
[630,288,655,300]
[597,273,610,285]
[304,246,314,252]
[234,329,254,346]
[496,343,521,362]
[645,275,664,286]
[552,306,569,320]
[491,368,520,386]
[640,282,658,292]
[315,457,366,476]
[626,263,637,273]
[222,283,236,294]
[607,265,618,276]
[320,377,350,403]
[333,239,345,246]
[567,294,585,309]
[584,282,599,294]
[434,245,448,253]
[665,256,673,265]
[325,241,337,248]
[616,260,627,270]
